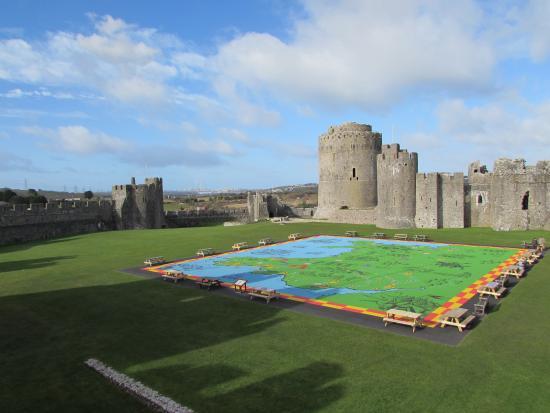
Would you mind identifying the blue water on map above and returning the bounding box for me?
[164,236,446,299]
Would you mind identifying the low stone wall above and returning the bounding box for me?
[164,209,248,228]
[0,201,114,246]
[289,207,317,218]
[315,207,376,224]
[85,358,193,413]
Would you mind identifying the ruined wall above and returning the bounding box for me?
[466,161,492,227]
[415,173,439,228]
[246,192,269,222]
[0,201,114,246]
[440,173,465,228]
[317,207,376,224]
[165,209,248,227]
[491,159,550,231]
[376,144,418,228]
[317,122,382,217]
[112,177,165,229]
[289,207,317,218]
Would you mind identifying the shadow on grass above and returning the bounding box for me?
[138,361,344,413]
[0,278,345,412]
[0,255,77,273]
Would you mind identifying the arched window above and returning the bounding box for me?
[522,191,529,210]
[477,194,483,204]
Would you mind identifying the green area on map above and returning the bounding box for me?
[219,241,516,315]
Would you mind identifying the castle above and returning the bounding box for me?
[0,177,165,245]
[315,122,550,231]
[112,177,165,230]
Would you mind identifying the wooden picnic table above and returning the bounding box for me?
[394,234,409,240]
[198,278,222,290]
[477,281,506,299]
[248,289,279,304]
[412,234,428,241]
[372,232,386,239]
[258,238,273,246]
[161,270,186,283]
[196,248,214,257]
[345,230,359,237]
[439,308,476,332]
[501,265,525,279]
[288,233,302,241]
[383,309,422,333]
[144,256,165,266]
[232,242,248,251]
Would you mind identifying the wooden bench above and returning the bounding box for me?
[412,234,428,242]
[161,270,186,283]
[477,282,506,299]
[345,230,359,237]
[232,242,249,251]
[144,256,165,266]
[383,309,422,333]
[439,308,475,332]
[474,297,489,316]
[258,238,273,246]
[196,248,214,257]
[288,233,302,241]
[197,278,222,290]
[372,232,386,239]
[394,234,409,240]
[248,289,279,304]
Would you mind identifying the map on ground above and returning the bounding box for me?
[161,236,520,316]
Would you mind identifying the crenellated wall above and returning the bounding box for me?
[317,122,382,217]
[376,144,418,228]
[112,177,165,229]
[0,200,114,245]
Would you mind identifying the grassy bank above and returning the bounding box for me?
[1,223,549,412]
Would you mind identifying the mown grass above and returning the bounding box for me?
[1,222,549,412]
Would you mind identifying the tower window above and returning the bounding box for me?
[477,194,483,204]
[352,167,356,178]
[522,191,529,210]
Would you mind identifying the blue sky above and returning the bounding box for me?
[1,0,549,192]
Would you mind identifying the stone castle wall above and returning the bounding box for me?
[112,177,165,229]
[316,121,549,231]
[0,201,114,245]
[376,144,418,228]
[415,173,439,228]
[491,160,550,231]
[317,123,382,217]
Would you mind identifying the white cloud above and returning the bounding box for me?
[398,98,550,171]
[18,124,238,167]
[207,0,495,110]
[20,125,130,154]
[0,15,177,104]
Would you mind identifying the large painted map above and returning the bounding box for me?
[161,236,520,316]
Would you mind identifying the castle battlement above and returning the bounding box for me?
[0,200,112,216]
[317,120,549,231]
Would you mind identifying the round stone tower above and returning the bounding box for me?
[376,144,418,228]
[317,122,382,216]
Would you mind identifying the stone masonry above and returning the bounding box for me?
[315,121,550,231]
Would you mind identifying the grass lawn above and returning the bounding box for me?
[1,222,549,412]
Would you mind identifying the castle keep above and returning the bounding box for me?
[112,177,165,230]
[316,122,550,231]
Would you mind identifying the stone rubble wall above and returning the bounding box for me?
[85,358,193,413]
[0,201,114,246]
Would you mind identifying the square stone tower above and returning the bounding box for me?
[112,177,165,230]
